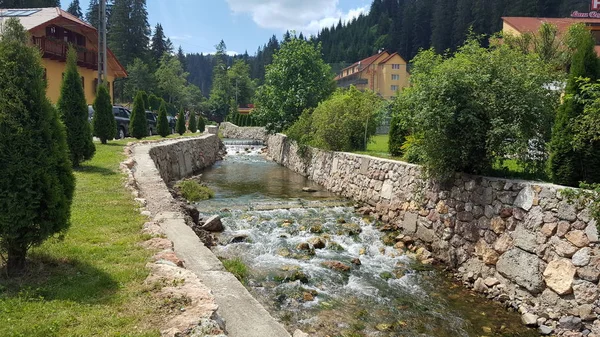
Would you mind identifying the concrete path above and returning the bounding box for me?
[132,139,291,337]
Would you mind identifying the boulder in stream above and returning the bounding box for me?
[302,187,318,192]
[322,261,351,272]
[201,215,224,232]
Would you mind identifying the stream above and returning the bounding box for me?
[195,142,539,337]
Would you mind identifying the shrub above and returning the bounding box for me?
[156,100,169,137]
[148,94,161,111]
[222,258,248,282]
[93,85,116,144]
[286,86,383,152]
[176,109,186,135]
[188,112,197,133]
[175,180,214,202]
[57,45,95,167]
[198,115,205,133]
[129,91,148,139]
[0,18,75,275]
[139,91,149,113]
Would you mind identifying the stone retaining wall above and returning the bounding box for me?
[220,122,267,141]
[266,133,600,336]
[149,134,224,183]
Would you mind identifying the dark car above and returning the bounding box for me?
[88,105,131,139]
[146,111,157,135]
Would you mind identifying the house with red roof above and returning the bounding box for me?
[334,50,410,100]
[0,7,127,104]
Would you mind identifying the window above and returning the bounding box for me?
[391,85,399,92]
[392,74,400,81]
[392,64,400,70]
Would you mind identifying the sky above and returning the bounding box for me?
[65,0,372,56]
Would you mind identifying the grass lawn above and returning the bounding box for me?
[0,133,202,336]
[354,134,405,161]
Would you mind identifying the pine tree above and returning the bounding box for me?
[176,109,186,135]
[139,90,149,111]
[151,23,168,65]
[157,100,169,137]
[93,84,116,144]
[188,111,197,133]
[129,91,148,139]
[198,115,205,133]
[549,28,600,186]
[67,0,83,19]
[177,45,187,71]
[0,18,75,275]
[57,46,95,167]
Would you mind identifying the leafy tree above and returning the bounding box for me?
[93,84,116,144]
[393,38,560,180]
[129,91,148,139]
[254,36,335,133]
[57,46,95,167]
[0,18,75,274]
[228,59,255,107]
[182,84,204,112]
[207,40,233,123]
[188,111,197,133]
[67,0,83,18]
[549,28,600,186]
[287,86,383,152]
[148,93,161,111]
[155,54,188,104]
[176,109,186,135]
[156,100,169,137]
[198,114,205,133]
[124,58,155,101]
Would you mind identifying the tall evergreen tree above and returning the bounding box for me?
[92,85,116,144]
[151,23,168,66]
[85,0,99,27]
[549,27,600,186]
[57,46,95,167]
[177,46,187,71]
[188,111,197,133]
[129,91,148,139]
[176,108,186,135]
[67,0,82,19]
[0,18,75,274]
[156,100,169,137]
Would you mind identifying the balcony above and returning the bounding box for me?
[32,36,98,70]
[336,73,369,88]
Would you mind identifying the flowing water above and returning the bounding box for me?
[195,143,539,337]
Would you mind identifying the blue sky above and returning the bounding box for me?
[66,0,372,55]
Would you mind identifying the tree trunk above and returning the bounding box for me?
[7,243,27,276]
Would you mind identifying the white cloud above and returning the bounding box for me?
[225,0,369,35]
[170,34,193,41]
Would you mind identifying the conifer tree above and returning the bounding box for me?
[157,100,170,137]
[57,46,95,167]
[176,109,186,135]
[198,115,205,133]
[129,91,148,139]
[67,0,83,19]
[139,90,149,111]
[188,111,197,133]
[549,28,600,186]
[93,84,116,144]
[0,18,75,274]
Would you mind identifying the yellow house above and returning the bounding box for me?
[334,51,410,100]
[0,7,127,104]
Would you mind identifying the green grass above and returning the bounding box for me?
[175,180,214,202]
[354,134,405,161]
[221,258,248,282]
[0,137,191,336]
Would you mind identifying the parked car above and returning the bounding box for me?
[167,115,176,134]
[146,111,157,136]
[88,105,131,139]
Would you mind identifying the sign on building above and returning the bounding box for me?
[572,0,600,17]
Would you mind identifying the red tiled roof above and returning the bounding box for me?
[335,51,389,80]
[379,52,401,64]
[503,16,600,35]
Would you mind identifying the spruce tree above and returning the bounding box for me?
[129,91,148,139]
[139,90,149,111]
[176,109,186,135]
[157,100,169,137]
[198,115,205,133]
[0,18,75,275]
[93,85,116,144]
[57,46,95,167]
[549,29,600,186]
[151,23,168,65]
[67,0,83,19]
[188,111,197,133]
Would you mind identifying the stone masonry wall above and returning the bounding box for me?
[267,133,600,336]
[220,122,267,141]
[149,134,224,183]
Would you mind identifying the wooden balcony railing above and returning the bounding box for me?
[32,36,98,70]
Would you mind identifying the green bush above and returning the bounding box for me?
[388,113,408,157]
[0,18,75,275]
[222,258,248,282]
[129,91,148,139]
[175,180,214,202]
[198,115,205,133]
[156,100,169,137]
[93,85,116,144]
[139,91,149,112]
[57,46,95,167]
[286,86,383,152]
[148,94,161,111]
[176,109,186,135]
[188,112,197,133]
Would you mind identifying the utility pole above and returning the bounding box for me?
[98,0,108,85]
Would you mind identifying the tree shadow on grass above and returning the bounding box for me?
[0,253,118,304]
[76,165,116,176]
